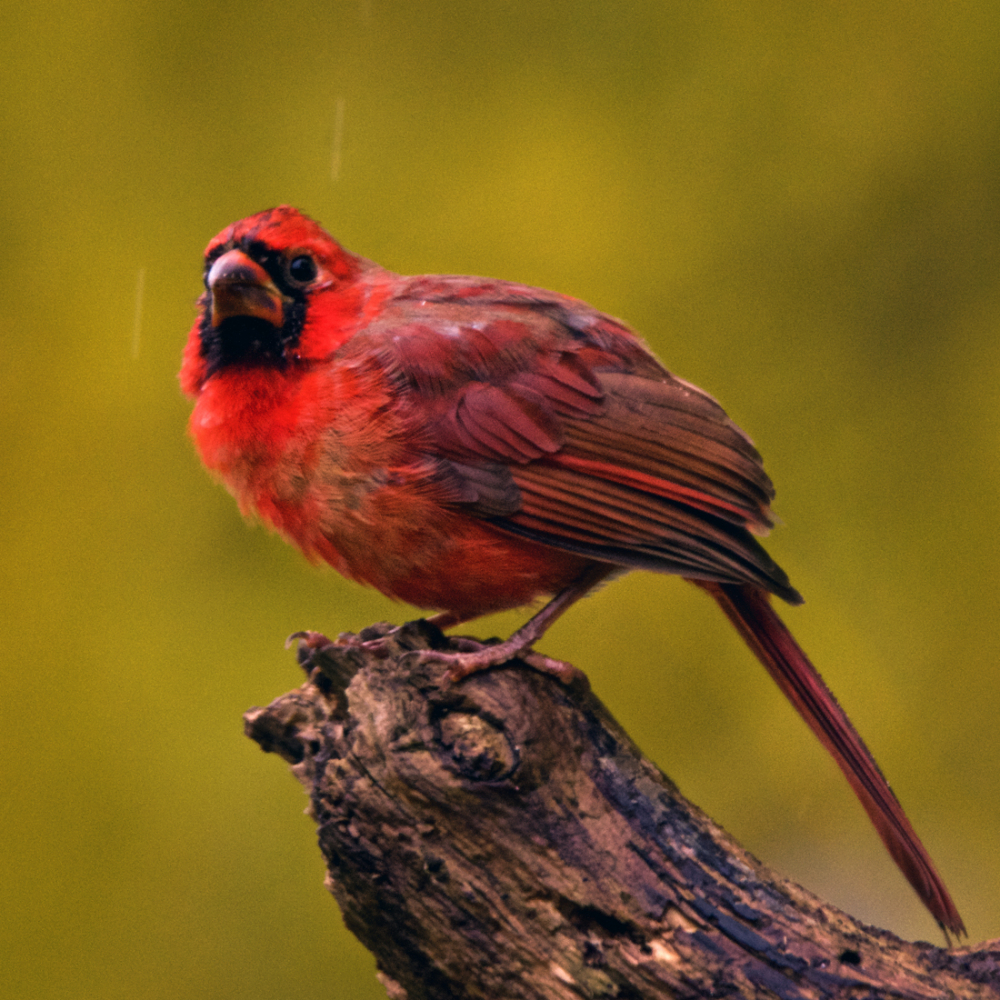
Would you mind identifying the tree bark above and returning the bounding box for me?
[244,621,1000,999]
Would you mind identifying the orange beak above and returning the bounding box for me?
[207,250,286,329]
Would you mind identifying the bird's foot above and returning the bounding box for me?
[409,635,585,687]
[288,625,584,688]
[287,623,421,666]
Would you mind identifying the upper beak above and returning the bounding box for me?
[207,249,286,328]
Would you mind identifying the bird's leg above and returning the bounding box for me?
[416,564,615,683]
[290,565,612,685]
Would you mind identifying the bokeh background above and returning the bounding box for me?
[4,2,999,997]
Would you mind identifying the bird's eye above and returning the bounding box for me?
[286,255,317,285]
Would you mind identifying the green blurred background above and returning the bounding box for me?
[3,2,999,996]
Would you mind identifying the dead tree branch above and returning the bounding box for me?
[244,621,1000,999]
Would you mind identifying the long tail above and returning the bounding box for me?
[699,580,964,938]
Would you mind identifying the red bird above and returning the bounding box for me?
[181,205,963,937]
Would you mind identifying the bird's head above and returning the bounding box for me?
[180,206,374,396]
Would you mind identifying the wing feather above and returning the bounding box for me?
[510,461,795,595]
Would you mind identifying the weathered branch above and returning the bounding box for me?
[244,621,1000,999]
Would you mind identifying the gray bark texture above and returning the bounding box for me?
[244,621,1000,999]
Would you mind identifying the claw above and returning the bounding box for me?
[286,629,334,651]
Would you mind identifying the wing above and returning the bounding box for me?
[348,276,801,603]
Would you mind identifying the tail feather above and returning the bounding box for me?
[700,581,964,938]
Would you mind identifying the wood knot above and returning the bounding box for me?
[435,709,519,783]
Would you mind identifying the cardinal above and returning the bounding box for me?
[181,205,963,937]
